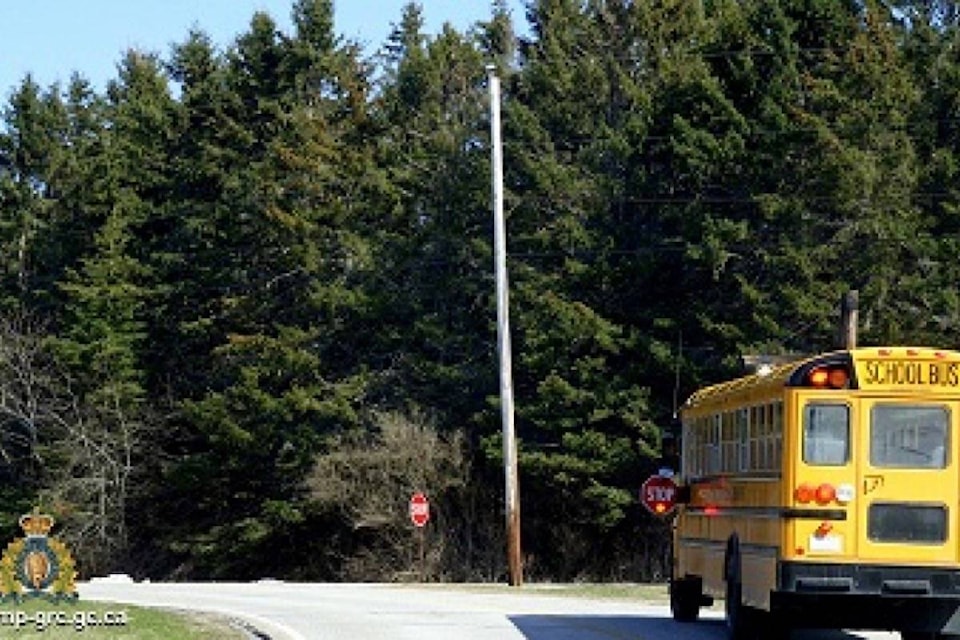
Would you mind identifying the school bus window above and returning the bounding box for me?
[773,402,784,468]
[721,412,734,472]
[720,413,728,473]
[766,404,775,470]
[871,405,949,469]
[803,403,850,465]
[688,423,696,476]
[694,418,704,476]
[762,404,772,470]
[683,419,700,477]
[707,415,721,475]
[738,408,750,471]
[729,413,736,472]
[868,503,947,544]
[697,416,709,476]
[728,411,738,472]
[758,405,769,470]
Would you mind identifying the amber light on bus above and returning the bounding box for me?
[814,483,836,505]
[795,483,815,503]
[795,482,840,505]
[807,366,850,389]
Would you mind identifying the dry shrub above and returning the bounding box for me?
[306,411,469,580]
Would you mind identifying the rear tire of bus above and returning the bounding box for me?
[724,540,758,640]
[669,576,701,622]
[725,578,757,640]
[760,610,792,640]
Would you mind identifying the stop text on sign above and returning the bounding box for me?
[640,475,678,516]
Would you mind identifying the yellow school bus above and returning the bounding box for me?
[669,347,960,640]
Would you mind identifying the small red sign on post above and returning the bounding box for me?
[641,475,678,516]
[409,492,430,527]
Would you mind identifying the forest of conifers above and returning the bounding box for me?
[1,0,959,582]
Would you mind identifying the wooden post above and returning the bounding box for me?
[839,290,859,350]
[488,66,522,587]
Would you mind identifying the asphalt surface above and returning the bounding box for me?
[79,581,903,640]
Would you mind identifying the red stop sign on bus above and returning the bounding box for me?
[409,492,430,527]
[641,475,678,516]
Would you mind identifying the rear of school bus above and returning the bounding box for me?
[777,347,960,636]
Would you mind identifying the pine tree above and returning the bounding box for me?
[151,8,380,577]
[371,13,494,424]
[45,50,175,573]
[0,78,69,310]
[502,0,679,578]
[902,8,960,338]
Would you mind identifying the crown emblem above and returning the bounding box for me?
[18,509,54,538]
[0,508,77,601]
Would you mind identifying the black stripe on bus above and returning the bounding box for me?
[781,507,847,520]
[683,506,847,520]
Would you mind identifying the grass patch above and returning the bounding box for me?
[0,599,247,639]
[522,582,670,602]
[411,581,671,603]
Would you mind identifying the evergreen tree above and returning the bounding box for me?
[504,0,675,578]
[903,9,960,338]
[46,50,174,573]
[827,1,926,343]
[372,12,494,422]
[0,78,68,310]
[51,208,150,573]
[152,8,379,577]
[35,77,111,311]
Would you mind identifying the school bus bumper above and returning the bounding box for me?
[773,561,960,633]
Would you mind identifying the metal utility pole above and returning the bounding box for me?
[488,65,522,587]
[839,290,859,350]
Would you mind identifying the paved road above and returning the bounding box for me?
[79,581,902,640]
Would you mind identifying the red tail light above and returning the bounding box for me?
[796,482,837,505]
[795,483,814,504]
[815,483,836,505]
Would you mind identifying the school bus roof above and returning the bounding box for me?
[682,346,960,410]
[682,356,806,409]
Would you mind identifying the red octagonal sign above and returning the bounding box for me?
[640,475,678,516]
[409,492,430,527]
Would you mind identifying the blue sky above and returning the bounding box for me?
[1,1,527,98]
